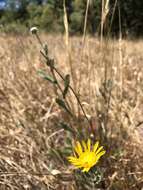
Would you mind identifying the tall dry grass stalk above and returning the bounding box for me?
[63,0,75,88]
[101,0,110,43]
[118,3,123,100]
[63,0,78,115]
[82,0,90,45]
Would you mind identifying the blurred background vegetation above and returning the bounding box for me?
[0,0,143,36]
[0,0,143,189]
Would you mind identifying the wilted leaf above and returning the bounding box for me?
[43,43,48,55]
[51,169,61,175]
[63,74,70,98]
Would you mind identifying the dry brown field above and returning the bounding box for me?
[0,34,143,189]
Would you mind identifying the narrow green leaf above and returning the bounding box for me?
[58,122,75,134]
[56,98,72,116]
[50,149,64,163]
[37,70,57,84]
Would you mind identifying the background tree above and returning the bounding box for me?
[70,0,86,33]
[0,0,142,37]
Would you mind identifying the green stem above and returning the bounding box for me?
[40,51,92,129]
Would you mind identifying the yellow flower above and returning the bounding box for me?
[68,139,106,172]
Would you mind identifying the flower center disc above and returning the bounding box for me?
[79,152,96,168]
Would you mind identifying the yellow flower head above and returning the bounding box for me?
[68,139,106,172]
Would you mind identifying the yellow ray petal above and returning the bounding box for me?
[87,139,91,151]
[70,159,83,167]
[67,156,78,162]
[77,141,83,154]
[95,150,106,163]
[82,140,87,151]
[75,165,83,169]
[95,146,104,155]
[68,159,81,166]
[82,167,90,172]
[73,151,77,158]
[93,141,99,152]
[74,141,83,156]
[85,167,91,172]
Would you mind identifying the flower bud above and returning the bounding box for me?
[30,27,38,35]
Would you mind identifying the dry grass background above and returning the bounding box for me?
[0,33,143,189]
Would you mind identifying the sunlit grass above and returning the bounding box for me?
[0,34,143,189]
